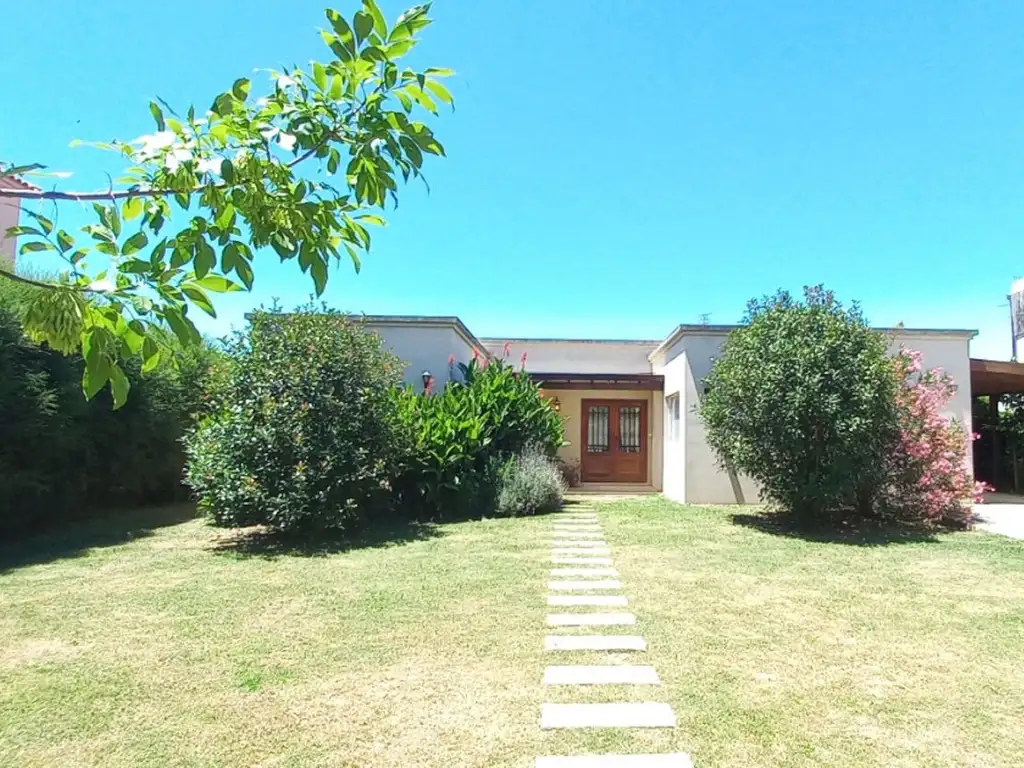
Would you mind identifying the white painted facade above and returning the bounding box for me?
[369,317,979,504]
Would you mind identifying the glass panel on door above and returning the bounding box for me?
[587,406,609,452]
[619,406,641,453]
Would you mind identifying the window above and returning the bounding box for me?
[666,393,680,442]
[586,405,610,453]
[619,406,642,453]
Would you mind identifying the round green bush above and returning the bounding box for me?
[184,306,410,533]
[699,286,900,523]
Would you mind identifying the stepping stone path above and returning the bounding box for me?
[537,502,693,767]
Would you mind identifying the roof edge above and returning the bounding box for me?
[649,324,980,362]
[360,314,489,356]
[480,337,663,346]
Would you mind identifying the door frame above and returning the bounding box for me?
[579,398,649,484]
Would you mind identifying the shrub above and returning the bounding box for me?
[494,446,567,517]
[396,352,565,520]
[0,278,218,537]
[184,306,410,534]
[700,286,900,523]
[879,349,987,526]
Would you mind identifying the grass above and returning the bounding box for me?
[2,498,1023,766]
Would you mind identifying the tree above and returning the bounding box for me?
[699,286,900,523]
[0,1,451,408]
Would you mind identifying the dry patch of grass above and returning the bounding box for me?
[2,498,1023,766]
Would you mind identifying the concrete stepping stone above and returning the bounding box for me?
[540,702,676,729]
[548,595,628,607]
[536,754,693,767]
[545,635,647,651]
[549,580,622,591]
[550,567,618,577]
[551,540,607,548]
[547,612,635,626]
[551,531,605,539]
[543,664,659,685]
[555,518,599,524]
[551,556,613,565]
[552,547,611,556]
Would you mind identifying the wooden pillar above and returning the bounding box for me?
[990,394,1002,490]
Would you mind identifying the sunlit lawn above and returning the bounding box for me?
[1,497,1022,767]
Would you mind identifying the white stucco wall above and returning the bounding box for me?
[0,198,20,267]
[364,322,478,390]
[484,339,660,374]
[652,352,687,502]
[657,328,976,504]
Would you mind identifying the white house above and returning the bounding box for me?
[363,316,980,504]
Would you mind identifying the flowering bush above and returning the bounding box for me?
[880,348,988,526]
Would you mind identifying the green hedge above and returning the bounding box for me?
[0,280,218,537]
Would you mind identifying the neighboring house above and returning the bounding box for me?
[366,317,978,504]
[0,173,39,268]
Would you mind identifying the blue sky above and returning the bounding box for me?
[3,0,1024,358]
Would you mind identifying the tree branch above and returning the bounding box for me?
[0,267,61,291]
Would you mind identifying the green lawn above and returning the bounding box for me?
[1,497,1022,767]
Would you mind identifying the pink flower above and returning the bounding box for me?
[447,354,456,367]
[503,342,511,358]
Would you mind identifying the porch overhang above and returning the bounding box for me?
[971,358,1024,396]
[528,372,664,391]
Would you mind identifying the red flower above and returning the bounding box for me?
[472,348,480,361]
[425,376,435,395]
[520,351,528,369]
[447,354,456,367]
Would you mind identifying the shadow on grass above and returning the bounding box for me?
[730,512,942,546]
[0,503,199,574]
[209,516,444,559]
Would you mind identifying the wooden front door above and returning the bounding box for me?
[580,399,648,483]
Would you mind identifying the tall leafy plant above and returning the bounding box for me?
[397,350,564,520]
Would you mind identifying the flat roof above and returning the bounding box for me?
[360,314,488,355]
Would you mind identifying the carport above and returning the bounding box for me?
[971,358,1024,490]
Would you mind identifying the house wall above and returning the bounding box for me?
[486,339,659,374]
[364,323,477,390]
[652,351,689,502]
[658,328,976,504]
[0,197,20,267]
[541,388,663,490]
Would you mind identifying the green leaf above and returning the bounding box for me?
[25,211,53,235]
[121,231,148,255]
[182,284,217,317]
[425,67,455,77]
[5,225,44,238]
[310,255,328,295]
[123,319,146,355]
[142,336,161,373]
[425,79,453,107]
[121,197,144,220]
[81,328,111,400]
[354,10,374,43]
[163,307,200,347]
[232,78,250,101]
[356,213,386,227]
[363,0,387,37]
[210,92,235,117]
[194,239,215,278]
[108,364,130,409]
[195,274,243,293]
[312,61,328,90]
[271,232,295,260]
[326,9,355,50]
[395,89,413,112]
[19,241,55,254]
[149,101,165,131]
[120,258,151,275]
[220,158,235,184]
[329,75,343,100]
[386,39,416,59]
[56,230,74,253]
